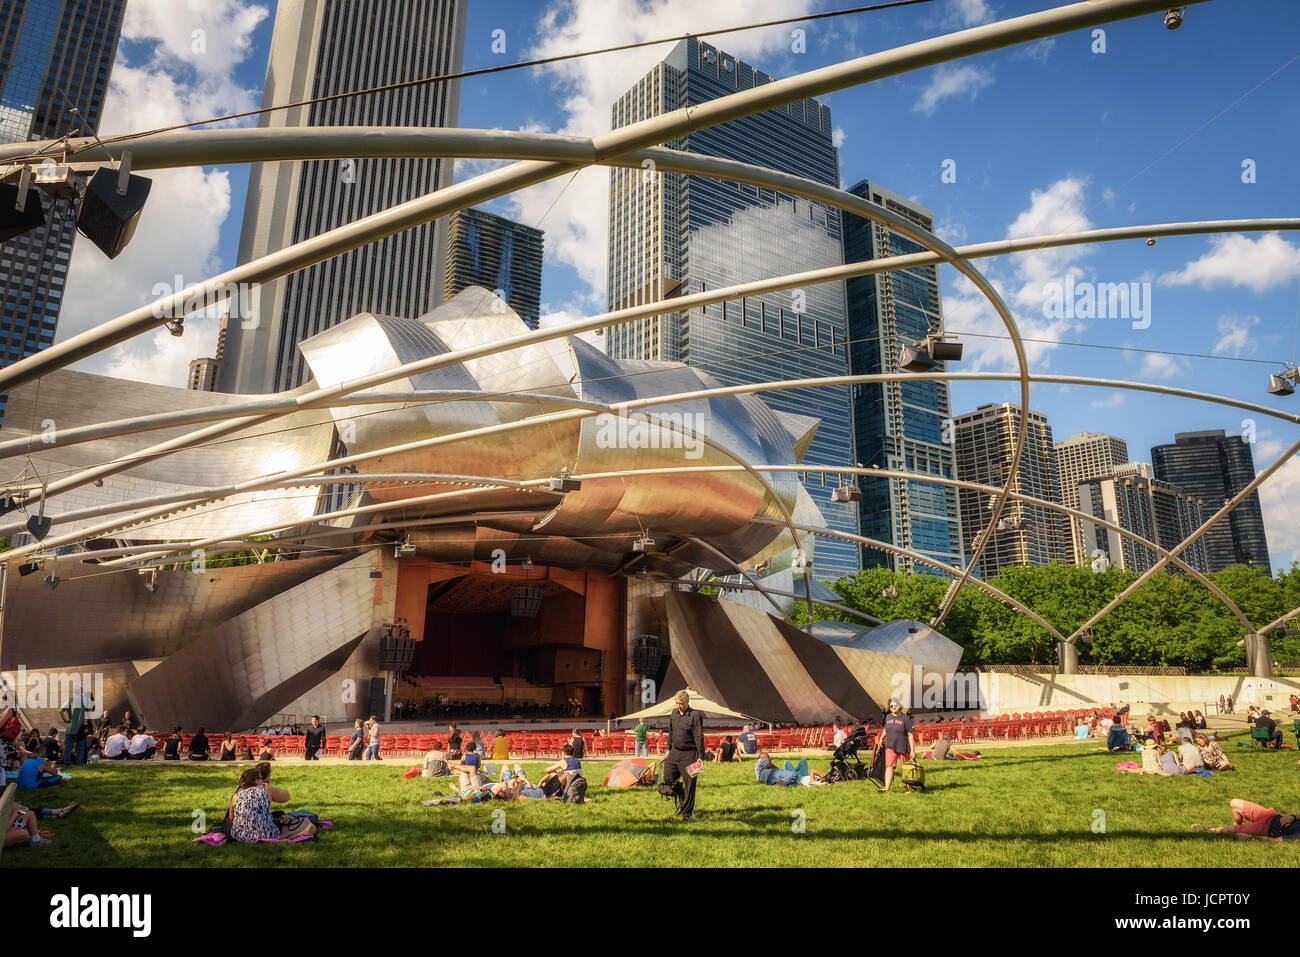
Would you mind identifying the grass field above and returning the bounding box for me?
[9,732,1300,868]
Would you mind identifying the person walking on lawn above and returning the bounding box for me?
[658,690,705,821]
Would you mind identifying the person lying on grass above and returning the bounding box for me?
[5,800,77,847]
[753,752,827,786]
[494,765,549,800]
[1120,742,1183,775]
[1193,799,1300,841]
[448,755,489,798]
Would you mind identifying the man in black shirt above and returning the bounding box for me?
[1256,710,1283,749]
[304,715,327,760]
[570,730,586,760]
[658,690,705,820]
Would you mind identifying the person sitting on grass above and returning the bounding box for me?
[422,743,451,777]
[1193,710,1207,730]
[1196,734,1233,771]
[1193,799,1300,841]
[4,798,76,848]
[163,727,182,761]
[17,751,64,788]
[103,725,131,760]
[1074,718,1091,741]
[540,744,583,792]
[237,739,255,761]
[490,730,509,765]
[1119,742,1173,775]
[1177,736,1206,773]
[127,727,157,761]
[1105,721,1133,751]
[82,723,102,761]
[217,733,238,762]
[257,739,275,761]
[228,765,291,843]
[713,736,739,763]
[188,727,211,761]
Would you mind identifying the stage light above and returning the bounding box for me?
[394,539,415,557]
[368,569,383,579]
[44,573,60,590]
[635,569,648,581]
[521,556,534,571]
[76,165,153,260]
[831,485,861,503]
[1268,371,1296,396]
[1145,237,1156,247]
[17,562,40,576]
[0,493,16,516]
[549,472,581,492]
[899,343,935,373]
[165,319,184,338]
[140,568,158,593]
[901,335,962,372]
[1164,7,1183,29]
[633,534,655,552]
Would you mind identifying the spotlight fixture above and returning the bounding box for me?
[830,485,861,503]
[165,319,184,337]
[140,568,158,593]
[17,562,40,576]
[0,493,16,516]
[1164,6,1183,29]
[394,539,416,557]
[93,478,104,487]
[900,335,962,372]
[44,574,60,590]
[1268,368,1297,396]
[1145,236,1156,247]
[548,470,581,492]
[0,180,47,242]
[632,534,655,552]
[368,569,383,579]
[521,556,534,572]
[635,569,648,581]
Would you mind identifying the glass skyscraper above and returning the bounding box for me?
[0,0,125,425]
[1151,430,1272,573]
[606,38,860,582]
[219,0,467,395]
[445,207,543,329]
[841,181,964,574]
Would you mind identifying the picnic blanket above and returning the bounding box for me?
[192,811,333,845]
[922,752,981,760]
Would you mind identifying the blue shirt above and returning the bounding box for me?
[563,756,582,774]
[463,753,480,770]
[1075,724,1091,739]
[754,758,774,784]
[738,731,758,754]
[17,756,49,789]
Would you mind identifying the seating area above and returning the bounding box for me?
[394,675,553,709]
[164,710,1120,761]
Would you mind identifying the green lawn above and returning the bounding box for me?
[10,733,1300,868]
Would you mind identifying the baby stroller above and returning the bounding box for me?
[826,727,883,785]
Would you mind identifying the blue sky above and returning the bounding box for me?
[56,0,1300,569]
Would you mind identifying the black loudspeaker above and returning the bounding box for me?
[0,183,47,242]
[368,677,387,717]
[632,635,663,676]
[76,167,152,259]
[378,636,417,671]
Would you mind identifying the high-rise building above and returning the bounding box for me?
[218,0,467,395]
[186,357,218,392]
[1151,430,1272,572]
[0,0,126,425]
[444,207,543,329]
[1076,463,1209,573]
[842,181,963,574]
[951,402,1069,577]
[1054,431,1129,564]
[606,38,860,581]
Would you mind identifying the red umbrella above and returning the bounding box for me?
[603,758,653,788]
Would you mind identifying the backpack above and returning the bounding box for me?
[564,775,588,804]
[901,758,925,793]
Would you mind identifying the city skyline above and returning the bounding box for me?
[32,0,1300,573]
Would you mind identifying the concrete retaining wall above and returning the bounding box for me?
[975,672,1300,718]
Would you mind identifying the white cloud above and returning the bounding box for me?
[1090,393,1125,409]
[1018,38,1056,64]
[941,177,1094,373]
[1257,453,1300,573]
[58,0,268,387]
[514,0,820,306]
[949,0,995,27]
[1137,351,1187,380]
[1210,315,1260,357]
[538,305,604,349]
[832,127,846,148]
[1160,232,1300,294]
[912,63,994,114]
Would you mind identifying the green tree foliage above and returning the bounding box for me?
[799,562,1300,672]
